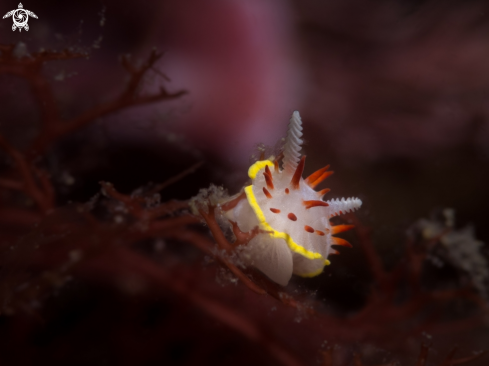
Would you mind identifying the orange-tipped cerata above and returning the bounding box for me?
[331,237,353,248]
[287,213,297,221]
[263,166,274,190]
[263,187,272,199]
[331,225,355,235]
[303,200,329,209]
[304,225,315,233]
[317,188,331,197]
[290,155,306,190]
[264,165,272,177]
[308,170,334,189]
[305,165,330,185]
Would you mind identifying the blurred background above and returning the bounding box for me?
[1,0,487,233]
[1,0,489,365]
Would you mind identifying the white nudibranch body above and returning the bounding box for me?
[222,111,362,286]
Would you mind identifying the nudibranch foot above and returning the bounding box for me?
[240,235,293,286]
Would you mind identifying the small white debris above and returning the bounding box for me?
[69,249,83,262]
[13,42,28,59]
[114,215,124,224]
[154,239,165,252]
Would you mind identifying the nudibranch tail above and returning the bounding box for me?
[283,111,303,174]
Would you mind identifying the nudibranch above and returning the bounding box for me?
[221,111,362,286]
